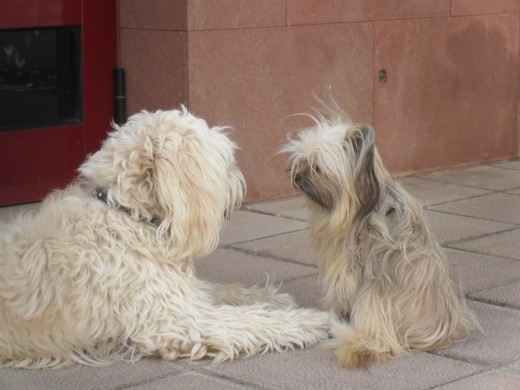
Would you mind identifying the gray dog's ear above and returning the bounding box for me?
[348,125,380,221]
[348,125,374,155]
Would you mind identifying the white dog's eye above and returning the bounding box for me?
[312,164,320,174]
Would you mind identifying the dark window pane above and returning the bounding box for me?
[0,27,82,131]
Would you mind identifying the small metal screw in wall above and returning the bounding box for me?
[378,69,387,83]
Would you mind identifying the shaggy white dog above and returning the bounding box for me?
[0,107,330,369]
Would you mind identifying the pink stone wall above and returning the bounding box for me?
[119,0,520,201]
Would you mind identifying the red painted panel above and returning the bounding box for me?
[0,0,117,206]
[35,0,82,26]
[0,0,37,29]
[0,125,84,205]
[82,0,117,154]
[0,0,81,29]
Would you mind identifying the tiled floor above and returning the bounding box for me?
[1,161,520,389]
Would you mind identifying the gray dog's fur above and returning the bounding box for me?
[282,108,479,368]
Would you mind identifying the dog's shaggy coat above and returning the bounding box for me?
[282,108,478,368]
[0,108,330,369]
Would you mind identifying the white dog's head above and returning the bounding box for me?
[79,107,245,257]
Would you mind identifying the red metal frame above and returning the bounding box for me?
[0,0,116,206]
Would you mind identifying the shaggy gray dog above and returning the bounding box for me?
[283,108,478,368]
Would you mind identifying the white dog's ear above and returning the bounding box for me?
[347,125,381,221]
[150,131,222,258]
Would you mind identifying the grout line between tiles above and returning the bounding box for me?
[424,209,515,227]
[467,296,520,312]
[428,208,520,227]
[223,246,318,270]
[114,366,191,390]
[220,226,310,247]
[279,272,320,284]
[191,365,270,390]
[441,226,520,247]
[442,244,520,264]
[465,297,520,318]
[487,162,520,171]
[426,366,493,390]
[411,172,518,193]
[467,278,520,297]
[427,346,520,374]
[241,206,310,223]
[422,191,495,209]
[424,347,509,390]
[497,356,520,375]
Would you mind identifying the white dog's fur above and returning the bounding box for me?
[282,107,478,368]
[0,107,330,369]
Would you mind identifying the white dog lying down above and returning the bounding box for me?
[0,107,330,369]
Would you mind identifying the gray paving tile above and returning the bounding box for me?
[490,159,520,170]
[398,176,490,206]
[470,281,520,310]
[231,229,316,266]
[220,210,308,245]
[447,249,520,294]
[245,195,311,221]
[205,346,480,390]
[277,274,323,309]
[431,193,520,225]
[0,358,183,390]
[503,358,520,375]
[436,369,520,390]
[127,370,251,389]
[418,165,520,191]
[505,188,520,195]
[434,301,520,365]
[425,210,515,245]
[451,228,520,261]
[194,248,316,286]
